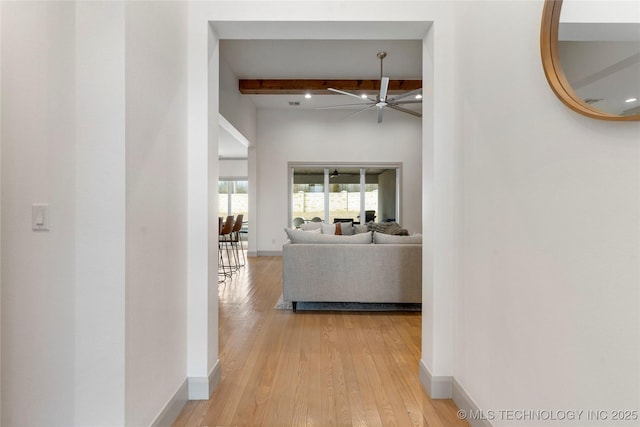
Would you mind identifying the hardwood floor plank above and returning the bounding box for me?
[172,256,468,427]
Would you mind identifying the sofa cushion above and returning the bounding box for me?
[285,228,372,244]
[374,232,422,244]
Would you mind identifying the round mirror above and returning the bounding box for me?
[541,0,640,121]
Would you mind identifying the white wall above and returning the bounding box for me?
[1,3,77,425]
[378,169,397,223]
[220,159,248,178]
[219,55,257,146]
[186,11,221,401]
[75,2,126,424]
[256,108,422,253]
[124,2,188,426]
[2,2,191,425]
[453,1,640,425]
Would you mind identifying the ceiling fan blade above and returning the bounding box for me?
[387,88,422,103]
[317,102,375,110]
[379,77,389,102]
[391,100,422,105]
[328,87,370,102]
[377,106,384,123]
[340,104,378,121]
[388,105,422,118]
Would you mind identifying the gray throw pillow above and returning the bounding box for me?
[285,228,372,244]
[338,221,354,236]
[353,224,368,234]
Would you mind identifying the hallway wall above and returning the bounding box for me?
[124,2,189,426]
[1,3,77,424]
[453,1,640,423]
[1,2,190,425]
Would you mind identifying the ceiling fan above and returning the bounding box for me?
[319,52,422,123]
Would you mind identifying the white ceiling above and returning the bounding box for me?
[220,39,423,110]
[218,38,424,158]
[213,21,431,158]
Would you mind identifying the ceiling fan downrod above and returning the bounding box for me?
[377,51,387,79]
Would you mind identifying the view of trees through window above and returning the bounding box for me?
[291,166,398,226]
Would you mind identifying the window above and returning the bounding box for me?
[289,164,400,227]
[218,180,248,221]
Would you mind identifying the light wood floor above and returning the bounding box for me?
[173,256,468,427]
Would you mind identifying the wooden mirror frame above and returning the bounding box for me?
[540,0,640,121]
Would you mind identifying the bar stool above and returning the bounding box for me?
[230,214,245,268]
[218,215,235,278]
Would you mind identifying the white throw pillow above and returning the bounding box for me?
[374,232,422,244]
[321,223,336,235]
[299,222,322,231]
[284,228,372,244]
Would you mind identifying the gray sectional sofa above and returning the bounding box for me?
[282,228,422,311]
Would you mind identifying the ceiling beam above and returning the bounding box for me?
[239,79,422,95]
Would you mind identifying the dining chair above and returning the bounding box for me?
[293,217,305,228]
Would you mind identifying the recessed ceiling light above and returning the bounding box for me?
[625,97,637,103]
[304,93,312,99]
[415,94,423,100]
[361,94,368,99]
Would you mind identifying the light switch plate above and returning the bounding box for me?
[32,204,50,231]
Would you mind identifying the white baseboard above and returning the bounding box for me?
[452,378,494,427]
[150,380,188,427]
[188,359,221,400]
[418,362,494,427]
[247,250,258,257]
[418,359,452,398]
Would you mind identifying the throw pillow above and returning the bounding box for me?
[374,232,422,244]
[353,224,368,234]
[338,221,354,236]
[321,223,336,235]
[335,223,342,235]
[303,227,321,234]
[367,222,409,236]
[284,228,372,244]
[299,222,322,231]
